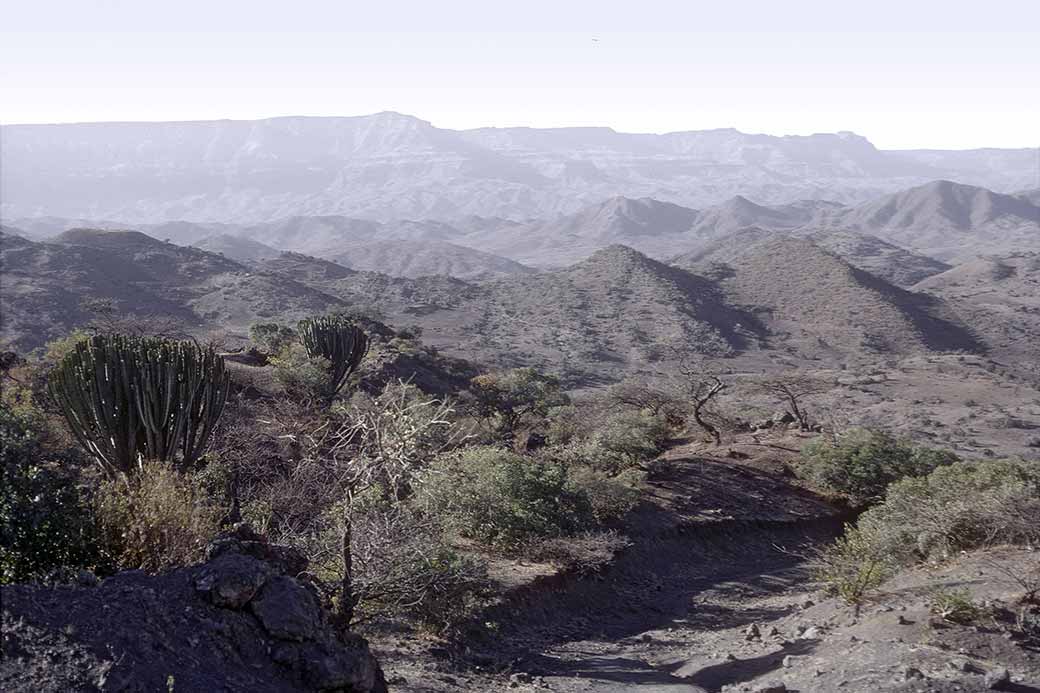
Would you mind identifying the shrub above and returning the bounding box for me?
[818,458,1040,602]
[799,429,958,504]
[270,343,335,402]
[546,410,669,475]
[858,458,1040,563]
[0,403,103,583]
[430,446,594,549]
[469,368,569,437]
[528,530,631,574]
[249,322,297,356]
[566,466,643,524]
[95,460,222,572]
[313,498,489,631]
[813,523,896,604]
[929,588,984,624]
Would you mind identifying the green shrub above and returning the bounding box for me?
[0,403,103,583]
[565,466,643,524]
[249,322,297,355]
[818,458,1040,602]
[313,497,489,632]
[430,446,594,549]
[799,429,958,504]
[469,368,569,437]
[813,523,896,603]
[929,588,984,624]
[858,458,1040,563]
[270,343,335,402]
[95,460,222,572]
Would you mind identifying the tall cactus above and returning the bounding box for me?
[298,316,369,397]
[48,334,230,475]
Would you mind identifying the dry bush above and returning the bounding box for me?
[95,460,222,572]
[527,530,631,574]
[310,498,489,631]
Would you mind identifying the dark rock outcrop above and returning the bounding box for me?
[0,525,387,692]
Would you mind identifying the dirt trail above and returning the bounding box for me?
[440,442,849,692]
[478,520,840,692]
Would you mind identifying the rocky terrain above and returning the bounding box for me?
[1,525,387,692]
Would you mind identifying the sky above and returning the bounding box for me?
[1,0,1038,150]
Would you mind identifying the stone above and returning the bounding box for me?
[799,626,821,640]
[753,681,788,693]
[250,575,322,641]
[782,655,798,668]
[744,624,761,641]
[904,667,925,680]
[984,667,1010,689]
[193,553,273,609]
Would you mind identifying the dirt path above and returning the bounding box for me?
[479,520,840,692]
[383,445,848,692]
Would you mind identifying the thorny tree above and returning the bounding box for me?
[303,381,469,626]
[671,347,727,446]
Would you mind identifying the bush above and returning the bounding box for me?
[313,498,489,631]
[270,343,335,402]
[565,466,643,524]
[858,458,1040,563]
[799,429,958,504]
[469,368,569,437]
[430,446,594,549]
[0,403,103,583]
[95,460,222,572]
[818,458,1040,602]
[929,588,984,624]
[813,523,896,604]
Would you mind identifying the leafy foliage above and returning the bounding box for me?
[0,402,103,583]
[94,459,222,573]
[430,446,594,549]
[469,368,569,437]
[799,428,958,504]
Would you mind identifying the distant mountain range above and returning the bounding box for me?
[3,112,1037,224]
[11,180,1038,277]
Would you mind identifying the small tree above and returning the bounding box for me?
[758,373,830,431]
[469,367,569,438]
[672,349,726,446]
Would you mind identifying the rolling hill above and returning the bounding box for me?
[0,229,346,350]
[673,236,982,358]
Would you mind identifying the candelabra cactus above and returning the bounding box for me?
[298,316,369,396]
[48,334,230,475]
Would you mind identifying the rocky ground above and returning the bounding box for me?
[0,525,387,693]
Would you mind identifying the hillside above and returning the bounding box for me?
[0,229,346,350]
[687,196,838,238]
[807,230,951,286]
[674,236,982,358]
[411,245,764,384]
[328,239,534,279]
[914,252,1040,371]
[463,196,701,267]
[813,180,1040,261]
[191,233,282,262]
[4,114,1035,224]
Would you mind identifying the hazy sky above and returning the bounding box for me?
[2,0,1038,149]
